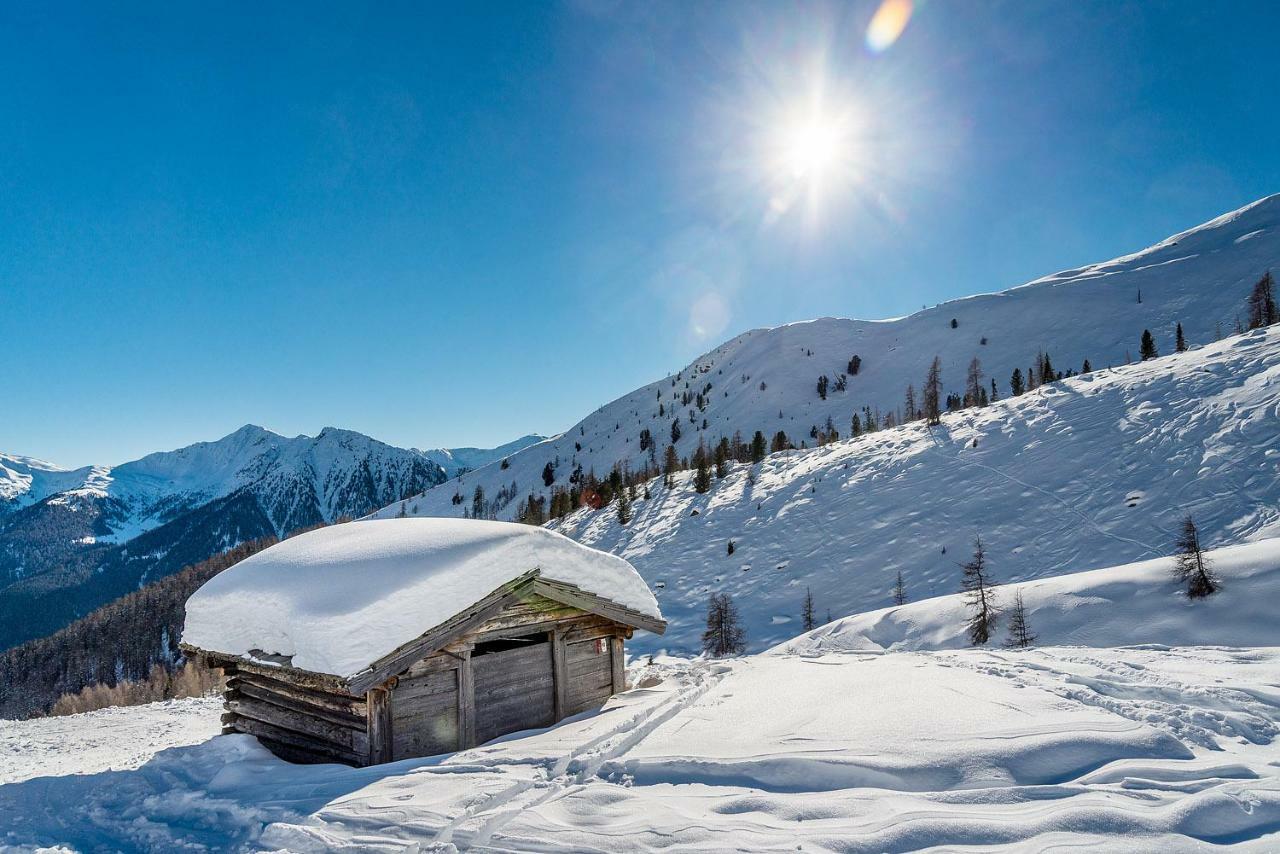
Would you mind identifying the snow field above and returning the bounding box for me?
[2,644,1277,851]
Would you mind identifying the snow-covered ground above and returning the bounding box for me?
[550,326,1280,654]
[3,543,1278,851]
[2,649,1276,852]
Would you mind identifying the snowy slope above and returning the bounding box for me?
[4,538,1279,850]
[777,538,1280,655]
[374,194,1280,527]
[3,646,1277,851]
[547,326,1280,654]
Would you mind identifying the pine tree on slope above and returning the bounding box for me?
[1175,322,1187,353]
[1140,329,1158,361]
[893,569,908,606]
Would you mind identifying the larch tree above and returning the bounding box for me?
[964,357,984,407]
[1247,271,1278,329]
[960,534,999,645]
[702,592,746,657]
[801,587,816,632]
[923,356,943,425]
[1003,590,1037,648]
[1172,516,1220,599]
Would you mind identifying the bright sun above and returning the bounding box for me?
[782,118,846,180]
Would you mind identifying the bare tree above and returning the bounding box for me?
[702,592,747,656]
[964,357,984,407]
[1003,590,1037,648]
[960,535,999,645]
[923,357,942,425]
[891,569,909,606]
[1172,516,1219,598]
[801,587,816,632]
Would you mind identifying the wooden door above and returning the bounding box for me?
[473,639,554,744]
[390,668,459,760]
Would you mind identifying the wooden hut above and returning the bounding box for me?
[181,518,665,766]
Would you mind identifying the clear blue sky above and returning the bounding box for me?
[2,1,1277,467]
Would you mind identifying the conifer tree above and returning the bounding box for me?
[847,354,862,375]
[1003,590,1036,648]
[1172,516,1219,598]
[662,444,680,488]
[1175,322,1187,352]
[903,384,917,422]
[816,375,829,400]
[990,378,999,403]
[1140,329,1158,361]
[923,356,943,425]
[771,430,790,453]
[1081,359,1092,374]
[964,357,984,407]
[1247,271,1278,329]
[542,462,556,487]
[702,592,746,656]
[727,539,735,556]
[693,438,712,494]
[960,534,998,645]
[801,587,816,632]
[892,569,908,606]
[714,439,729,479]
[750,430,767,464]
[671,418,682,444]
[1010,368,1024,396]
[850,413,862,437]
[616,488,632,525]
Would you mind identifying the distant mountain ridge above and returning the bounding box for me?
[0,427,532,649]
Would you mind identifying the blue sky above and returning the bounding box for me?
[2,1,1277,467]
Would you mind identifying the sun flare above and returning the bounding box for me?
[781,117,848,180]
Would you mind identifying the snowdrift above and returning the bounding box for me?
[775,538,1280,655]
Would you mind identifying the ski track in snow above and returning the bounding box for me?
[2,645,1278,852]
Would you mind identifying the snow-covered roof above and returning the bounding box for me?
[183,518,663,680]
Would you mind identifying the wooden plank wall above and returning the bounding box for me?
[222,665,369,765]
[473,640,555,744]
[391,667,459,760]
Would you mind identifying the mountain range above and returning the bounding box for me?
[0,428,542,649]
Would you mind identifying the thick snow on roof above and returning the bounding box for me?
[183,518,662,679]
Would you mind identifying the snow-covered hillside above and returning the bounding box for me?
[778,538,1280,655]
[375,194,1280,528]
[4,594,1277,850]
[547,326,1280,654]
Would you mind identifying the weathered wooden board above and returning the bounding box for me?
[224,712,363,765]
[226,695,369,755]
[473,640,554,744]
[391,669,460,760]
[228,678,365,731]
[228,670,366,717]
